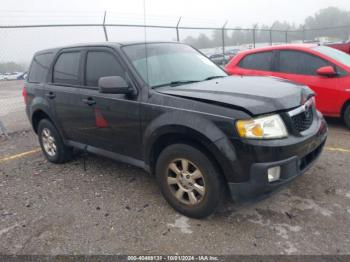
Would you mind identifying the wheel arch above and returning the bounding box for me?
[144,123,240,188]
[147,127,229,184]
[31,108,55,133]
[143,110,240,180]
[29,95,56,133]
[30,106,63,139]
[341,98,350,118]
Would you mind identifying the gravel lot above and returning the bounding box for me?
[0,80,350,255]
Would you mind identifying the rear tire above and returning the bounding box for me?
[344,104,350,129]
[155,143,224,219]
[38,119,73,164]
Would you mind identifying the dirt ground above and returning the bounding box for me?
[0,81,350,255]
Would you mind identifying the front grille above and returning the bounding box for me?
[291,105,314,132]
[288,98,315,133]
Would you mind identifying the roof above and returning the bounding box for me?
[34,41,182,55]
[238,43,319,55]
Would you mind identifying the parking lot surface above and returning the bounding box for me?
[0,81,350,255]
[0,80,29,134]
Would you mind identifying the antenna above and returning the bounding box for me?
[143,0,149,88]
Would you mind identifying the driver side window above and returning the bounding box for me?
[85,51,125,87]
[277,50,330,76]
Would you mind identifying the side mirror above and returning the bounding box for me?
[98,76,131,94]
[316,66,337,77]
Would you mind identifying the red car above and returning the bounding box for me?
[225,44,350,128]
[328,42,350,55]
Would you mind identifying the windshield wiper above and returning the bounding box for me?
[204,75,227,81]
[152,80,200,89]
[152,77,226,89]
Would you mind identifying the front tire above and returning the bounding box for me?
[344,104,350,129]
[155,144,224,218]
[38,119,72,164]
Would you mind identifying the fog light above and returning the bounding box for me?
[268,166,281,182]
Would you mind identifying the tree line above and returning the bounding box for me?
[183,7,350,49]
[0,62,25,74]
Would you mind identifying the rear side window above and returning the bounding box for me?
[85,51,125,87]
[28,53,53,83]
[239,52,273,71]
[277,50,330,75]
[53,51,81,85]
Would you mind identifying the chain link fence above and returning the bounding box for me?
[1,15,350,136]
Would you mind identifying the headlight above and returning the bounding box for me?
[236,114,288,139]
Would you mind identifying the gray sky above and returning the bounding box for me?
[1,0,350,65]
[1,0,350,27]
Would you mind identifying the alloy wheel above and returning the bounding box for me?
[166,158,206,205]
[41,128,57,157]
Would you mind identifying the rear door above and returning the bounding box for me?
[46,49,93,144]
[271,50,340,114]
[233,51,276,76]
[27,52,54,109]
[79,47,142,160]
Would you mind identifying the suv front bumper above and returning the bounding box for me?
[226,113,327,203]
[228,139,325,202]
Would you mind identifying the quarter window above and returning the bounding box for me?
[85,51,125,87]
[53,52,81,85]
[28,53,53,83]
[277,51,330,75]
[239,52,273,71]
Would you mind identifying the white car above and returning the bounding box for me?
[1,72,23,81]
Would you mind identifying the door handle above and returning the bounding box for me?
[45,92,56,99]
[82,97,96,106]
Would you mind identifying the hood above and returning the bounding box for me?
[156,76,313,115]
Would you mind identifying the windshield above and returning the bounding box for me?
[313,46,350,67]
[122,43,227,87]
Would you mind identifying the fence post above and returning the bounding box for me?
[252,26,256,48]
[176,16,182,42]
[222,20,228,56]
[103,11,109,42]
[269,22,277,46]
[302,26,305,43]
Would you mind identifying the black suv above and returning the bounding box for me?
[25,42,327,218]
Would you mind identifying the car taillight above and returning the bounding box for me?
[22,86,28,105]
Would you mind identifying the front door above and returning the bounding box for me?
[79,48,142,160]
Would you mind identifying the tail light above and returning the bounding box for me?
[22,85,28,105]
